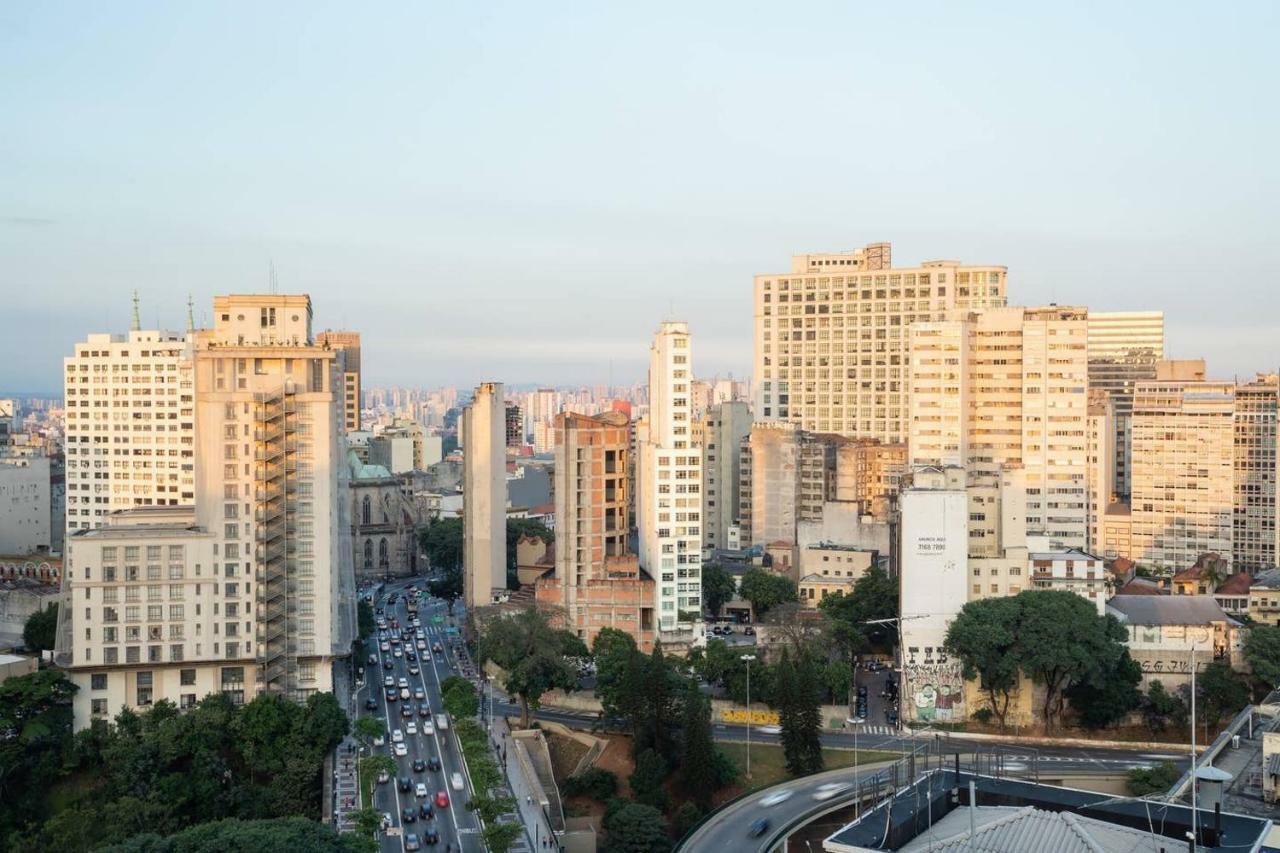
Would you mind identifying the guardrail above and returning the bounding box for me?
[1167,703,1257,799]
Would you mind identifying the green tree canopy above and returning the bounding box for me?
[441,675,480,719]
[420,517,463,571]
[23,601,58,652]
[1067,651,1143,729]
[1198,661,1251,727]
[475,606,587,727]
[1141,680,1185,735]
[819,567,899,669]
[737,568,798,618]
[776,648,824,777]
[700,563,738,617]
[629,748,668,811]
[679,680,717,810]
[602,801,672,853]
[1244,624,1280,694]
[102,816,359,852]
[357,600,375,641]
[944,596,1022,727]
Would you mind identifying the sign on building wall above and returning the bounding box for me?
[720,708,780,726]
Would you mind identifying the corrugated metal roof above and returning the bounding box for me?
[897,805,1165,853]
[1267,753,1280,777]
[1106,595,1235,626]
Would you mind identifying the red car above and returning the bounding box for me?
[435,790,449,809]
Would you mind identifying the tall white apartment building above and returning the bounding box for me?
[909,306,1090,548]
[637,322,702,632]
[57,294,356,728]
[1130,375,1236,570]
[753,242,1007,443]
[1087,311,1164,499]
[462,382,506,608]
[63,329,195,535]
[700,401,752,552]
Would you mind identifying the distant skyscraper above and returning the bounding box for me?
[316,330,362,433]
[637,322,702,633]
[463,382,507,607]
[1086,312,1163,499]
[505,404,523,448]
[754,242,1007,443]
[63,325,195,535]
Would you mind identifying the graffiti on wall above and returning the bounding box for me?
[903,661,965,723]
[720,708,780,726]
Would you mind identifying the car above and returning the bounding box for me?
[435,790,449,808]
[416,640,427,650]
[407,721,418,736]
[418,704,430,718]
[813,782,851,801]
[412,758,426,772]
[401,705,413,718]
[383,659,394,670]
[394,742,408,757]
[385,688,397,702]
[451,772,464,791]
[435,713,449,730]
[380,642,390,652]
[414,688,425,701]
[421,720,434,735]
[421,825,439,845]
[367,653,377,666]
[759,724,782,735]
[399,678,409,689]
[427,755,442,772]
[408,664,420,675]
[432,642,443,653]
[418,802,435,820]
[406,651,417,662]
[857,685,869,698]
[374,730,386,746]
[377,769,390,784]
[401,688,411,700]
[393,648,403,658]
[760,789,794,807]
[391,636,401,646]
[743,626,756,636]
[392,728,405,742]
[749,818,770,838]
[415,781,429,798]
[401,806,417,823]
[398,776,412,792]
[365,697,378,711]
[385,676,396,687]
[423,652,431,662]
[404,832,421,851]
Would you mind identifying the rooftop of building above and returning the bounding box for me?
[1106,594,1237,626]
[1113,577,1165,596]
[1172,553,1230,583]
[71,506,208,539]
[1252,568,1280,590]
[896,805,1165,853]
[0,653,34,667]
[1028,548,1098,562]
[804,541,877,553]
[1109,556,1135,575]
[347,449,394,481]
[1216,573,1254,595]
[799,573,855,585]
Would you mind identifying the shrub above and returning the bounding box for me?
[562,767,618,801]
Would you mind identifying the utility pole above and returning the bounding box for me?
[741,653,757,781]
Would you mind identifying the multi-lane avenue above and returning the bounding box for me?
[359,580,482,853]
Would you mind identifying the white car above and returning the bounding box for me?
[377,770,390,784]
[373,731,386,746]
[392,729,404,743]
[415,782,429,798]
[421,720,434,736]
[406,722,418,736]
[384,676,395,688]
[400,688,411,700]
[416,640,427,650]
[813,782,851,801]
[435,713,449,731]
[394,742,408,757]
[451,772,464,791]
[393,648,402,658]
[380,642,390,652]
[414,688,425,701]
[759,725,782,735]
[760,789,794,807]
[398,678,409,689]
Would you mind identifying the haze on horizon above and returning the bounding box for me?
[2,2,1278,395]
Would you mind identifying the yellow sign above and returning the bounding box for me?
[720,708,780,725]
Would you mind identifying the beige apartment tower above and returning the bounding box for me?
[700,401,752,552]
[1086,311,1164,499]
[463,382,507,608]
[1233,374,1279,571]
[754,242,1007,443]
[316,330,362,433]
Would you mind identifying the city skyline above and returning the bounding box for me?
[4,3,1279,392]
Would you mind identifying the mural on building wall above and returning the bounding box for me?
[904,661,965,723]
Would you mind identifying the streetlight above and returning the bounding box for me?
[741,653,757,781]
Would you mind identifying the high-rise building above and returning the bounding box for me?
[505,404,523,448]
[637,322,702,632]
[316,331,362,433]
[63,329,195,535]
[833,439,907,519]
[536,411,656,650]
[1233,374,1279,572]
[700,401,752,552]
[1085,390,1116,556]
[738,423,838,550]
[909,306,1090,548]
[463,382,506,608]
[57,294,357,728]
[1086,312,1163,499]
[753,242,1007,443]
[1130,372,1236,570]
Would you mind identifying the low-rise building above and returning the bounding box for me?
[797,542,875,583]
[1106,595,1243,690]
[1249,568,1280,626]
[798,573,856,607]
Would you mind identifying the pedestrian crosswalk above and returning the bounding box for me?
[846,724,898,736]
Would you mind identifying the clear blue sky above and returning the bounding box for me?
[2,2,1277,393]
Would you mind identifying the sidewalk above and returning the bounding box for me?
[491,709,558,852]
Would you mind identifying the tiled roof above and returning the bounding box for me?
[1107,595,1236,626]
[1114,578,1164,596]
[1215,573,1253,595]
[897,805,1164,853]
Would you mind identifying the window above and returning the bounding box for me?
[181,668,196,686]
[91,699,108,716]
[136,671,153,705]
[91,673,108,690]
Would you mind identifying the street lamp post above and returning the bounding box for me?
[741,653,757,781]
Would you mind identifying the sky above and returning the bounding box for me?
[2,2,1278,395]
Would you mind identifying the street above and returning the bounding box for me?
[358,579,483,853]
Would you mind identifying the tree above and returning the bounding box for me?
[628,749,668,811]
[944,596,1022,727]
[482,822,523,853]
[639,642,681,757]
[357,600,375,641]
[353,715,384,747]
[680,681,717,809]
[420,516,464,571]
[819,567,900,671]
[672,801,702,838]
[563,768,618,801]
[0,669,77,839]
[821,661,853,706]
[1014,590,1128,733]
[602,802,672,853]
[440,676,479,719]
[359,754,396,800]
[737,568,797,618]
[1126,761,1181,797]
[1067,651,1142,729]
[23,602,58,652]
[102,816,358,852]
[593,628,640,721]
[1142,680,1184,735]
[1198,661,1250,728]
[475,606,586,727]
[700,563,737,617]
[1244,624,1280,694]
[775,648,824,777]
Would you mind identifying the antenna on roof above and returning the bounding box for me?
[186,294,195,333]
[131,290,141,332]
[269,259,278,295]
